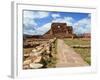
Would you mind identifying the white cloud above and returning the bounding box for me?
[24,29,36,35]
[23,18,37,33]
[52,16,90,34]
[64,17,75,23]
[51,14,60,19]
[23,11,50,35]
[73,17,91,34]
[35,12,50,19]
[24,18,37,27]
[24,11,33,19]
[52,18,66,23]
[36,23,51,35]
[24,23,51,35]
[23,11,91,35]
[24,11,49,19]
[52,16,74,26]
[64,17,75,26]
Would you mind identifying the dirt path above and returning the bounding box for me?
[56,39,88,67]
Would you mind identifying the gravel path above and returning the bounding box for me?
[56,39,88,67]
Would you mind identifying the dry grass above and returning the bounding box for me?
[74,48,91,65]
[64,38,91,65]
[64,38,90,45]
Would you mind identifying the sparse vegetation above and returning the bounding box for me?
[64,38,90,45]
[64,38,91,65]
[74,48,91,65]
[45,38,57,68]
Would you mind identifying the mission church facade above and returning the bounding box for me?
[43,23,73,38]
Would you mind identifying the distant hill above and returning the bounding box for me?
[23,34,43,40]
[23,34,33,39]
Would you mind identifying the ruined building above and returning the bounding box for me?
[43,23,73,38]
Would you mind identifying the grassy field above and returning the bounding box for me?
[64,38,90,45]
[64,38,91,65]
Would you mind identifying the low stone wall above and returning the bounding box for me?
[23,38,57,69]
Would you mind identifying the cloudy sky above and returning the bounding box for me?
[23,10,91,35]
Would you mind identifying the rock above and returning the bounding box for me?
[30,63,43,69]
[32,56,42,63]
[30,56,37,61]
[36,46,43,51]
[45,46,50,51]
[32,48,46,56]
[46,50,50,54]
[24,53,30,57]
[30,52,35,56]
[30,52,39,56]
[23,65,29,69]
[23,59,31,65]
[32,49,37,52]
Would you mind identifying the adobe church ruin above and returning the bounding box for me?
[43,23,73,38]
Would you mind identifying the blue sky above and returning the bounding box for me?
[23,10,91,35]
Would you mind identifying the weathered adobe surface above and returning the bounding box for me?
[43,23,73,39]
